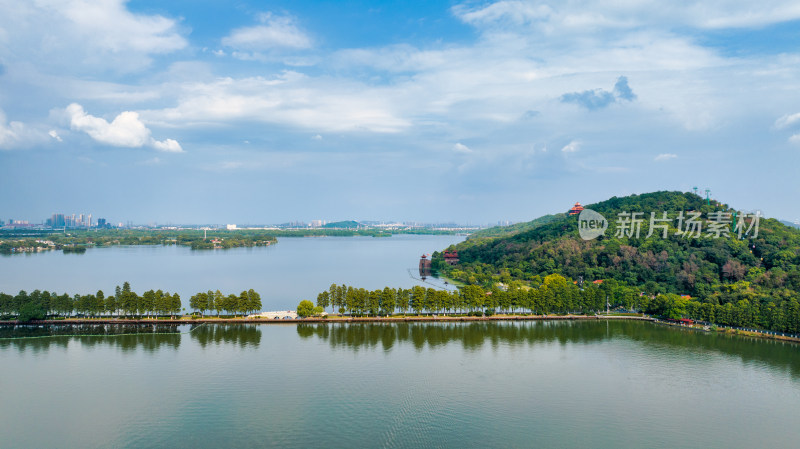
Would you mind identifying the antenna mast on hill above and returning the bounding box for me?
[705,189,711,205]
[692,186,698,196]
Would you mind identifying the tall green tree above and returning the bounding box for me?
[317,291,331,313]
[247,289,261,314]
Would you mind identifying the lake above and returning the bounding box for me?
[1,320,799,448]
[2,235,799,448]
[0,235,464,311]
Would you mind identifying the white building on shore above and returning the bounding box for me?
[247,311,298,320]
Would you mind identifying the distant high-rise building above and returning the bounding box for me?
[97,218,107,228]
[49,213,66,228]
[87,214,92,228]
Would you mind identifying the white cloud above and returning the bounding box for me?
[59,0,186,53]
[48,130,62,142]
[0,111,25,149]
[789,134,800,145]
[222,13,311,51]
[152,138,183,153]
[0,0,186,73]
[561,141,580,153]
[453,142,472,153]
[454,1,553,26]
[774,112,800,129]
[655,153,678,161]
[67,103,150,147]
[312,134,323,140]
[452,0,800,31]
[143,74,410,133]
[66,103,183,152]
[0,109,48,150]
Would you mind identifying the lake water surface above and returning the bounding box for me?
[2,235,799,448]
[1,320,799,448]
[0,235,464,310]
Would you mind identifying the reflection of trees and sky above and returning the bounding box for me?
[0,324,183,352]
[189,324,262,348]
[297,320,800,378]
[2,321,798,378]
[0,323,264,352]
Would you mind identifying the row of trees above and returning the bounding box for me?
[0,282,181,321]
[188,290,262,317]
[315,277,619,317]
[314,277,800,334]
[0,284,266,321]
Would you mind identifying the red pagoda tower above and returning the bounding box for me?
[568,202,584,215]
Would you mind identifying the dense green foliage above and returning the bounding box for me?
[316,281,610,317]
[315,277,800,333]
[1,285,267,321]
[0,282,183,321]
[189,289,262,316]
[296,300,317,317]
[435,191,800,333]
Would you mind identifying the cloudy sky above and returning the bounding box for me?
[1,0,799,225]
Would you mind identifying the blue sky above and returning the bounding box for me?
[1,0,800,225]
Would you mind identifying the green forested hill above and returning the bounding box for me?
[322,220,361,228]
[467,214,562,240]
[434,191,800,332]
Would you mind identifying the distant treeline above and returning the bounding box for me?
[0,284,261,322]
[316,278,800,334]
[0,229,277,254]
[0,228,457,254]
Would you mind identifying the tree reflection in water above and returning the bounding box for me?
[0,324,182,353]
[189,324,262,348]
[297,320,800,378]
[1,323,265,352]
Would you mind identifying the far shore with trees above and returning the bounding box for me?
[0,226,460,255]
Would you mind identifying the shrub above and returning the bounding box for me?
[297,300,315,318]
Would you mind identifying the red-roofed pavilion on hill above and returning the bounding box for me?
[568,202,584,215]
[443,250,459,265]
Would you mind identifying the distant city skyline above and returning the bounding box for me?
[1,1,799,223]
[3,194,799,229]
[1,212,501,229]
